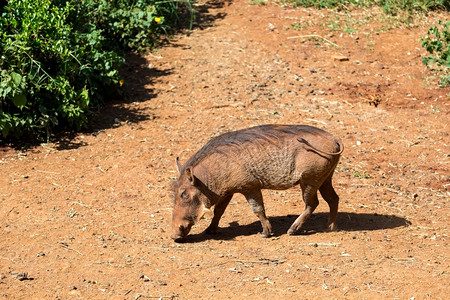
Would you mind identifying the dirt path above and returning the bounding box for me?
[1,1,449,299]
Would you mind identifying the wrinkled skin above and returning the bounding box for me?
[171,124,343,242]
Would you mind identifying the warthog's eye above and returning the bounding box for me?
[180,189,188,200]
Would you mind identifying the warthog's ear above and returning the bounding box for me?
[176,157,182,175]
[185,167,196,185]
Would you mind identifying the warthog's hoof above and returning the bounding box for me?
[261,229,273,238]
[326,223,338,232]
[287,226,302,235]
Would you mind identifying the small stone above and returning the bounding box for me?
[139,274,151,282]
[333,55,349,61]
[68,290,81,296]
[14,272,31,281]
[157,280,167,286]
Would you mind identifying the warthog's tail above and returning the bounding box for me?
[297,138,344,156]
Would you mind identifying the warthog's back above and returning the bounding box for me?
[182,124,342,191]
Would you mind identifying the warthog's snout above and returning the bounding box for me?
[171,223,193,242]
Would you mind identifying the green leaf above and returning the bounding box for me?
[11,72,22,86]
[12,94,27,108]
[78,88,89,108]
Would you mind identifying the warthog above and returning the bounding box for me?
[171,124,343,241]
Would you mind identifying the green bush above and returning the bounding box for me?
[286,0,363,9]
[0,0,123,140]
[75,0,189,52]
[421,20,450,87]
[377,0,448,15]
[0,0,189,141]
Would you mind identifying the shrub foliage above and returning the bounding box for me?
[421,20,450,87]
[0,0,187,141]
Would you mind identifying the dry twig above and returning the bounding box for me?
[321,106,333,119]
[306,118,327,125]
[287,34,339,48]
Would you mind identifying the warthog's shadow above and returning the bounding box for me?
[183,212,411,243]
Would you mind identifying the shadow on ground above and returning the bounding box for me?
[87,53,169,130]
[181,212,411,243]
[193,0,232,30]
[87,0,233,134]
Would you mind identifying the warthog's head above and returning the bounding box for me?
[171,159,210,242]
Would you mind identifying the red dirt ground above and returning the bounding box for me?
[1,1,449,299]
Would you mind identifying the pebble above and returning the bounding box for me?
[139,274,151,282]
[333,55,349,61]
[13,272,31,281]
[157,280,167,286]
